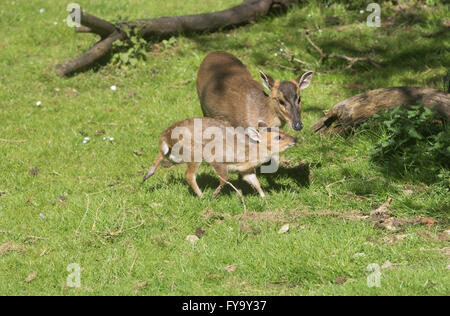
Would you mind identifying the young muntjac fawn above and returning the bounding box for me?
[197,51,313,131]
[143,118,297,198]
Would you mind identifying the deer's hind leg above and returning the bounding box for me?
[210,163,229,199]
[242,172,265,198]
[185,162,203,198]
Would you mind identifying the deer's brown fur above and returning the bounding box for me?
[143,118,297,198]
[197,51,313,131]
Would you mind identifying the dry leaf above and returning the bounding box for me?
[278,224,290,234]
[421,217,436,227]
[224,265,237,272]
[335,277,347,284]
[185,235,199,243]
[25,272,36,283]
[195,227,206,238]
[133,149,143,156]
[135,281,149,291]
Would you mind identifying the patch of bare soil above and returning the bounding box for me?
[0,242,26,255]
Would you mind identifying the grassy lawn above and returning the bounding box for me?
[0,0,448,295]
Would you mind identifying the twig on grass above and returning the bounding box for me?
[0,230,47,242]
[218,176,247,213]
[91,197,105,232]
[75,194,90,235]
[304,31,380,69]
[325,177,346,207]
[0,138,27,143]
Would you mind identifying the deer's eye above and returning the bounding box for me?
[279,99,286,107]
[275,135,282,141]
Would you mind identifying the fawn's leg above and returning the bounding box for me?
[242,172,266,198]
[210,163,229,199]
[185,162,203,198]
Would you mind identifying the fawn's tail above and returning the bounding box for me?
[143,152,165,182]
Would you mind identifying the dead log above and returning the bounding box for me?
[311,87,450,135]
[56,0,298,77]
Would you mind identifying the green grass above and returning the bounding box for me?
[0,0,449,296]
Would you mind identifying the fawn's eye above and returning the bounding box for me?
[275,135,282,141]
[279,99,286,106]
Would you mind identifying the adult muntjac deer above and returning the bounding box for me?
[143,118,297,199]
[197,51,313,131]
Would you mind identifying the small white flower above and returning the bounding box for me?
[36,101,41,106]
[360,10,364,14]
[308,13,312,18]
[53,21,58,25]
[103,137,107,141]
[319,29,323,33]
[110,85,117,91]
[280,48,283,52]
[274,53,278,57]
[226,34,230,37]
[83,137,90,144]
[39,8,45,13]
[39,213,47,219]
[109,137,114,141]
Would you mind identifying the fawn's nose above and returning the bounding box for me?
[293,122,303,131]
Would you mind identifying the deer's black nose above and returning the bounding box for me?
[293,122,303,131]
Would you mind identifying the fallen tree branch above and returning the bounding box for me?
[312,87,450,135]
[57,0,300,77]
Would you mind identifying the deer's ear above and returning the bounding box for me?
[259,71,275,91]
[246,127,261,143]
[297,71,313,90]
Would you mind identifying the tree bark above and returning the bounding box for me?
[56,0,298,77]
[311,87,450,135]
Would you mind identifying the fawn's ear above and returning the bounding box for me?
[257,120,268,130]
[297,71,313,90]
[259,71,275,91]
[246,127,261,143]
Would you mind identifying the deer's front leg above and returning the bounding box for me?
[242,172,265,198]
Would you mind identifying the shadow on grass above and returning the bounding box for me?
[144,161,311,198]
